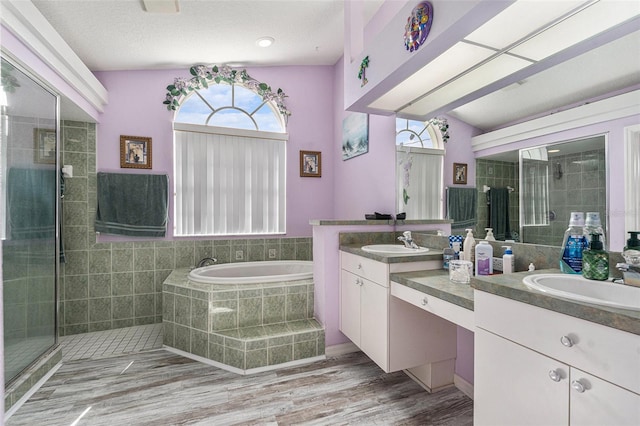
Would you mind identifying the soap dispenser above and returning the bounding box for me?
[485,228,496,241]
[582,233,609,281]
[463,229,476,265]
[502,246,514,274]
[623,231,640,266]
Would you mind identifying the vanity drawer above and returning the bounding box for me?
[390,282,474,331]
[475,291,640,394]
[340,251,388,286]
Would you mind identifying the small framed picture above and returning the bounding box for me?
[300,150,321,177]
[453,162,468,185]
[120,135,152,169]
[34,128,56,164]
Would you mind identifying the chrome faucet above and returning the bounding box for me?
[616,262,640,286]
[397,231,419,249]
[197,257,218,268]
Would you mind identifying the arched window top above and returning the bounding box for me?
[165,65,289,133]
[395,117,449,149]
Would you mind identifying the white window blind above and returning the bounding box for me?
[174,124,286,236]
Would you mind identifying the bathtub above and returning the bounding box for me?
[188,260,313,284]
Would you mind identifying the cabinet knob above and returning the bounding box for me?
[560,335,574,347]
[548,369,562,382]
[421,297,428,306]
[357,263,363,270]
[571,380,586,393]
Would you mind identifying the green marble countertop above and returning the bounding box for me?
[310,219,452,226]
[471,269,640,335]
[390,269,474,311]
[390,266,640,336]
[339,244,444,264]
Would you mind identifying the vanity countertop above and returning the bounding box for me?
[339,244,443,264]
[390,270,474,311]
[390,267,640,336]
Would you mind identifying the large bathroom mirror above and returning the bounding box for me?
[476,135,607,247]
[395,118,445,219]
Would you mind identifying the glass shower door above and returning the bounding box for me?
[1,58,58,385]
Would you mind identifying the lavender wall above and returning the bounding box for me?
[93,66,336,238]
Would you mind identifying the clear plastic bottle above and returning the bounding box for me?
[560,212,588,274]
[584,212,606,249]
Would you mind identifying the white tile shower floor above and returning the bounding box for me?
[59,323,163,361]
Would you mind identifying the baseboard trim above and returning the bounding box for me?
[454,373,474,400]
[325,342,359,357]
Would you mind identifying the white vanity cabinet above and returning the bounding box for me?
[475,291,640,426]
[339,251,456,376]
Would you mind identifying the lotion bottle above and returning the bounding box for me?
[463,229,476,266]
[475,240,493,275]
[502,246,514,274]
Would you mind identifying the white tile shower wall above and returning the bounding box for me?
[60,121,312,336]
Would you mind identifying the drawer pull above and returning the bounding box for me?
[421,297,428,306]
[548,369,562,382]
[357,263,363,270]
[560,335,574,347]
[571,380,586,393]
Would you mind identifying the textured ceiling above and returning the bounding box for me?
[32,0,383,71]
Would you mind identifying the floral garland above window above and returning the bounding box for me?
[163,64,291,118]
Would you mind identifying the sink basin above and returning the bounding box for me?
[522,273,640,311]
[361,244,429,255]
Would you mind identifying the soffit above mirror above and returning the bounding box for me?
[363,0,640,132]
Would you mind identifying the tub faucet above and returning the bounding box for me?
[197,257,218,268]
[398,231,419,249]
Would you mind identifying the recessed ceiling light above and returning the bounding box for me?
[256,37,275,48]
[548,149,560,153]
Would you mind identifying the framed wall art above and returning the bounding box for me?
[342,112,369,160]
[453,162,468,185]
[120,135,152,169]
[300,150,321,177]
[34,128,56,164]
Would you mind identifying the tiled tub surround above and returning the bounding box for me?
[59,119,312,336]
[163,269,324,374]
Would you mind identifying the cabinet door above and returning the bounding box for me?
[360,277,389,371]
[339,270,361,345]
[570,368,640,425]
[475,328,568,426]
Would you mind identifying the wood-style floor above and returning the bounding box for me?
[7,349,473,425]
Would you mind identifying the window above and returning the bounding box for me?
[174,82,287,236]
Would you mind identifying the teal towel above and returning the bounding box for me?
[447,187,477,228]
[7,168,56,240]
[489,188,511,240]
[95,172,169,237]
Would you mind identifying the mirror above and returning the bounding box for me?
[395,118,445,219]
[476,135,607,247]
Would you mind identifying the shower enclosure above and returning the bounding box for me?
[1,57,59,387]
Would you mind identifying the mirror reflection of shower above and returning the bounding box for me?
[519,135,607,246]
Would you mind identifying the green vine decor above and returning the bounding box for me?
[358,56,369,87]
[163,64,291,118]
